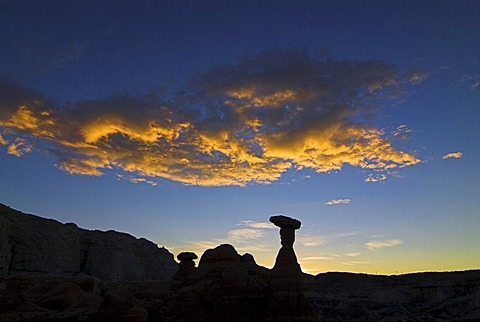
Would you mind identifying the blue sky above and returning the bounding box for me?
[0,0,478,274]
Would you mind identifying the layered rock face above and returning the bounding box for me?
[0,203,177,282]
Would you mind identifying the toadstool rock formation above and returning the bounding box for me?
[269,215,318,321]
[174,252,198,281]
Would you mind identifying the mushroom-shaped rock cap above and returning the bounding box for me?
[269,215,301,230]
[177,251,198,261]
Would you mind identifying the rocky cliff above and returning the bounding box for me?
[0,203,177,282]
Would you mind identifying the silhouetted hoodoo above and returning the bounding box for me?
[174,251,197,281]
[269,215,319,321]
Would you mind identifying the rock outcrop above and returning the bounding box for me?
[165,244,272,321]
[0,203,178,282]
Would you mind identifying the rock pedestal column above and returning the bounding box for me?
[269,215,318,321]
[269,215,303,309]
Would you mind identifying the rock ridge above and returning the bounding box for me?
[0,203,178,282]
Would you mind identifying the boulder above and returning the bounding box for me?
[100,288,148,322]
[270,215,301,230]
[199,243,241,266]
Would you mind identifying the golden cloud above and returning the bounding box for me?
[0,49,423,186]
[442,152,463,159]
[7,138,32,157]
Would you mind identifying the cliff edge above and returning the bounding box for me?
[0,203,177,281]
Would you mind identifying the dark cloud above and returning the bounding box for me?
[0,49,422,186]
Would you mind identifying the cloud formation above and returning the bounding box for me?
[342,260,371,266]
[325,198,351,205]
[297,235,329,247]
[365,174,387,183]
[365,239,403,251]
[189,219,276,254]
[442,152,463,160]
[228,228,265,241]
[298,231,358,247]
[0,49,422,186]
[301,253,339,261]
[116,174,158,186]
[405,69,429,84]
[239,220,276,229]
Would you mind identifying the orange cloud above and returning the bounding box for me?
[0,104,57,138]
[0,49,422,186]
[7,138,32,157]
[442,152,463,159]
[227,88,300,108]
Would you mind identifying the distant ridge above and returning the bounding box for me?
[0,203,178,281]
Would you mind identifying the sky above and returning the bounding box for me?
[0,0,478,275]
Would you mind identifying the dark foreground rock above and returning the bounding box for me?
[1,269,479,321]
[166,244,272,321]
[0,203,178,282]
[305,270,480,321]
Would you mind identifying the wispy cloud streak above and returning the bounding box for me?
[0,49,422,186]
[325,198,351,205]
[239,220,276,229]
[365,174,387,183]
[301,253,339,261]
[298,231,358,247]
[365,239,403,251]
[442,152,463,159]
[189,218,277,253]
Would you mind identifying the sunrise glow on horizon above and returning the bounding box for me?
[0,0,478,275]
